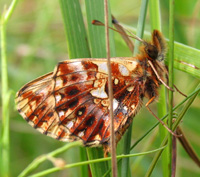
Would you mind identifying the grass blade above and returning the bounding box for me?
[149,1,169,175]
[133,0,149,55]
[1,0,19,176]
[59,1,90,176]
[59,0,90,58]
[149,0,169,176]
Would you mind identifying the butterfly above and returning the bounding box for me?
[16,30,168,150]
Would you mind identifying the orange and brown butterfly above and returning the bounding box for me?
[15,29,167,151]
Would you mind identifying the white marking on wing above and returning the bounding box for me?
[58,111,65,117]
[113,98,119,111]
[55,94,61,102]
[66,121,74,129]
[90,84,108,98]
[98,63,108,73]
[78,131,85,137]
[114,78,119,85]
[119,64,129,76]
[124,106,128,111]
[56,78,63,87]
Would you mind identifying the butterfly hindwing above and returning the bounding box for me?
[16,58,143,146]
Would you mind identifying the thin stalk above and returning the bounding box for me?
[1,15,10,177]
[104,0,117,177]
[1,1,19,176]
[168,0,175,176]
[18,142,81,177]
[1,0,19,25]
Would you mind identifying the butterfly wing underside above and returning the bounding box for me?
[16,58,143,146]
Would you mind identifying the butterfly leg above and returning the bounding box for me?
[148,60,174,91]
[103,144,110,157]
[173,84,187,97]
[145,97,180,137]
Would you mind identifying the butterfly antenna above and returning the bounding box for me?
[92,19,146,45]
[173,85,187,97]
[111,15,134,53]
[111,16,147,45]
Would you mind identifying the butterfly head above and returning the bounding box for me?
[142,30,166,62]
[144,43,158,60]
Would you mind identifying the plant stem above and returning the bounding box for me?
[1,16,10,177]
[1,1,19,176]
[18,142,81,177]
[104,0,117,176]
[168,0,175,176]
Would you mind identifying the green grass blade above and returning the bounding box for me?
[85,0,115,58]
[133,0,149,56]
[79,147,88,177]
[172,43,200,78]
[149,0,161,30]
[59,0,90,58]
[1,0,19,176]
[59,1,90,176]
[149,0,168,176]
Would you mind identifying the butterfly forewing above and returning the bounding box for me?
[16,58,143,146]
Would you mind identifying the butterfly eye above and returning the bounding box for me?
[145,45,158,60]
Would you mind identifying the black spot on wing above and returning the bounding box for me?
[76,107,86,117]
[86,116,95,127]
[68,88,80,96]
[68,98,79,108]
[47,112,54,117]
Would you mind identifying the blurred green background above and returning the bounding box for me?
[0,0,200,176]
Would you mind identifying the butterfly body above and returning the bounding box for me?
[16,30,166,148]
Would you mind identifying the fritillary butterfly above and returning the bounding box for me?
[16,30,166,150]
